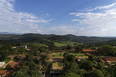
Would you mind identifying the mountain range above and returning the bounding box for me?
[0,33,116,43]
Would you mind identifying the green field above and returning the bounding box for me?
[52,52,87,57]
[54,40,83,47]
[58,63,63,67]
[55,42,67,47]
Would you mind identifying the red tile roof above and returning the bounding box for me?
[83,49,93,52]
[0,70,7,75]
[99,59,106,63]
[5,71,17,77]
[69,50,74,51]
[103,57,116,61]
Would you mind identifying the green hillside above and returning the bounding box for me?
[0,33,116,46]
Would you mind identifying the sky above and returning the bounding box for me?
[1,0,116,36]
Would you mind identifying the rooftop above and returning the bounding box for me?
[0,70,7,75]
[99,59,106,63]
[103,57,116,61]
[83,49,93,52]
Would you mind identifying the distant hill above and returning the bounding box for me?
[0,33,116,44]
[64,34,116,43]
[0,32,22,35]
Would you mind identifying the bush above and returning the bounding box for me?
[52,60,56,63]
[58,63,63,67]
[5,65,12,70]
[5,58,11,63]
[13,57,20,62]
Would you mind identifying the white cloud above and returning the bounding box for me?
[37,30,41,32]
[87,3,116,11]
[0,0,53,33]
[43,25,77,35]
[46,13,49,15]
[69,13,76,15]
[70,2,116,36]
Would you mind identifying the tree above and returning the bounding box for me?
[34,58,40,64]
[67,45,72,50]
[75,46,82,53]
[66,55,76,62]
[59,72,81,77]
[25,54,33,62]
[5,65,12,70]
[12,70,41,77]
[48,44,55,51]
[89,69,104,77]
[101,45,116,56]
[18,48,26,52]
[0,50,8,61]
[39,47,45,52]
[64,62,79,74]
[63,52,69,58]
[88,55,95,62]
[97,62,104,70]
[80,60,93,70]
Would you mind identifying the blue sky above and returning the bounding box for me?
[0,0,116,36]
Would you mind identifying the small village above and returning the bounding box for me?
[0,44,116,77]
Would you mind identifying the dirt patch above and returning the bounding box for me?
[7,60,20,69]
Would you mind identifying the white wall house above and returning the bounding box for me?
[20,45,27,49]
[0,62,5,67]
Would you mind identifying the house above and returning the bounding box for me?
[0,70,7,77]
[5,71,17,77]
[20,45,27,49]
[0,62,5,67]
[69,49,74,52]
[12,46,16,49]
[99,59,106,64]
[82,49,94,53]
[76,56,88,62]
[57,50,66,52]
[103,57,116,66]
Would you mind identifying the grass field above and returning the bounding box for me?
[55,42,67,47]
[51,52,87,57]
[58,63,63,67]
[52,62,63,70]
[21,42,48,47]
[55,41,83,47]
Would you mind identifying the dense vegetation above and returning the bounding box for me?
[1,33,116,77]
[58,52,116,77]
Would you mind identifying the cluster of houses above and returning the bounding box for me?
[99,57,116,66]
[12,45,27,49]
[77,49,116,66]
[1,46,116,77]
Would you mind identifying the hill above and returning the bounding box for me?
[64,34,116,43]
[0,33,116,46]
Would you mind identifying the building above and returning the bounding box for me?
[103,57,116,66]
[0,70,7,77]
[12,46,16,49]
[0,62,5,67]
[99,59,107,65]
[76,56,88,62]
[20,45,27,49]
[82,49,94,53]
